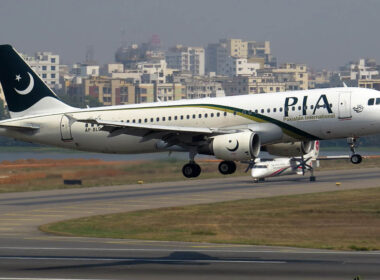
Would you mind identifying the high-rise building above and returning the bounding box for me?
[23,52,60,90]
[206,39,274,75]
[165,45,205,76]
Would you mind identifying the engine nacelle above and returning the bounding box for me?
[211,131,261,161]
[264,141,313,157]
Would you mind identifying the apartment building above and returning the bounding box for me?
[222,75,285,96]
[83,76,136,106]
[23,51,60,89]
[219,57,261,76]
[165,45,205,76]
[272,63,308,90]
[358,79,380,91]
[206,39,273,75]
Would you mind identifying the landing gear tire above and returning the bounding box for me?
[182,163,201,178]
[310,176,316,182]
[218,161,236,175]
[350,154,362,164]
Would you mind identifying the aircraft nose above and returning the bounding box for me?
[251,168,266,178]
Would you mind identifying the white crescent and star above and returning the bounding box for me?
[14,72,34,95]
[227,139,239,152]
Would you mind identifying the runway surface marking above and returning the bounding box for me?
[0,278,111,280]
[0,256,286,264]
[1,246,380,255]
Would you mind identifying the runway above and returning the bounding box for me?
[1,168,380,279]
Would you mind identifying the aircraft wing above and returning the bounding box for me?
[77,118,217,134]
[75,118,239,146]
[317,155,350,160]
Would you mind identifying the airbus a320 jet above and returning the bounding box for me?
[0,45,377,178]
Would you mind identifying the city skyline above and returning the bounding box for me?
[1,0,380,70]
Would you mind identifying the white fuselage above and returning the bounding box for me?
[0,87,379,154]
[251,158,305,179]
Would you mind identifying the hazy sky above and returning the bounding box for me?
[0,0,379,70]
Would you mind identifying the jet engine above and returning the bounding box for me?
[264,141,313,157]
[199,131,260,161]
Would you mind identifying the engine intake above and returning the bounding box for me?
[203,131,260,161]
[264,141,313,157]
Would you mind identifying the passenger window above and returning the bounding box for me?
[193,114,196,119]
[144,118,147,123]
[162,117,166,121]
[205,114,208,118]
[233,111,237,116]
[150,118,153,122]
[132,119,136,123]
[211,113,214,117]
[138,119,141,123]
[261,109,264,113]
[217,112,220,117]
[279,107,283,112]
[311,105,314,109]
[224,112,227,116]
[376,98,380,105]
[174,116,177,120]
[199,114,202,118]
[181,115,184,120]
[273,108,276,112]
[298,106,301,110]
[168,116,172,121]
[368,98,374,105]
[255,109,258,113]
[156,117,159,121]
[267,108,270,113]
[187,115,190,119]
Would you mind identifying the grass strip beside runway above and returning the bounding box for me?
[41,187,380,251]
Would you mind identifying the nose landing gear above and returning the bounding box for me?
[347,137,362,164]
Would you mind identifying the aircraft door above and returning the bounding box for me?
[60,115,73,141]
[338,91,352,119]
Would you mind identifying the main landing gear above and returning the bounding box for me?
[181,152,238,178]
[218,161,236,175]
[182,162,201,178]
[347,137,362,164]
[182,151,201,178]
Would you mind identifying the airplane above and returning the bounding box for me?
[250,140,344,182]
[0,44,377,179]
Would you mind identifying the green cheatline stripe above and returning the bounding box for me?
[190,104,321,140]
[86,103,322,140]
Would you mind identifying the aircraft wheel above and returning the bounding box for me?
[310,176,316,182]
[350,154,362,164]
[218,161,236,175]
[182,163,201,178]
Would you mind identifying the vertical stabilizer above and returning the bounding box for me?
[0,44,74,118]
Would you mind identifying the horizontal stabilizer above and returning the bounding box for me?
[0,123,40,131]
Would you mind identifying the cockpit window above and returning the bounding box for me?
[376,98,380,105]
[368,98,374,105]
